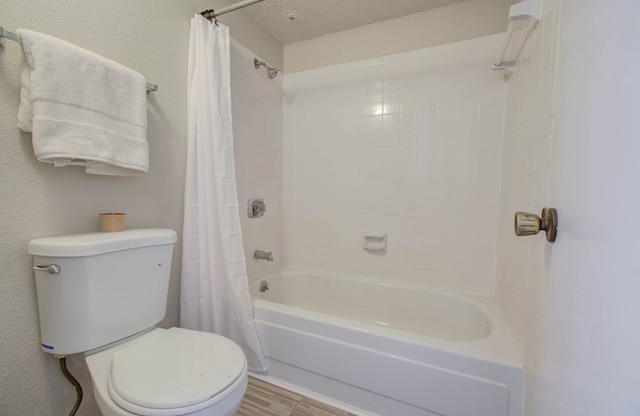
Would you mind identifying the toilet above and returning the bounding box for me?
[28,228,248,416]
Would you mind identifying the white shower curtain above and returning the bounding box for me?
[180,15,267,373]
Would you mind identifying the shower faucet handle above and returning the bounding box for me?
[248,198,266,218]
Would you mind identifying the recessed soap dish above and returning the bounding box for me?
[363,233,387,251]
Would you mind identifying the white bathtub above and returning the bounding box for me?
[250,268,524,416]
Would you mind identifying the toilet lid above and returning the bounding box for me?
[109,328,246,412]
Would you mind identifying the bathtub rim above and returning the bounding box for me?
[250,266,523,367]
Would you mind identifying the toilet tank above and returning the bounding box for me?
[27,228,177,355]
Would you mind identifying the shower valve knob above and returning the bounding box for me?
[248,198,266,218]
[514,208,558,243]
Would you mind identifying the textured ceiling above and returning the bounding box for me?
[239,0,468,45]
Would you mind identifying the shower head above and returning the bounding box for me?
[266,67,279,79]
[254,58,279,79]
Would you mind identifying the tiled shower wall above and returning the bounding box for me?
[495,2,560,414]
[282,34,506,295]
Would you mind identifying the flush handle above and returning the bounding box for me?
[33,264,61,274]
[514,208,558,243]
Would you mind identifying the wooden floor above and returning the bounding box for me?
[236,376,359,416]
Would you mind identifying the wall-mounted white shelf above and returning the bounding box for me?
[493,0,540,77]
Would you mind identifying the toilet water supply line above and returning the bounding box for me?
[58,356,83,416]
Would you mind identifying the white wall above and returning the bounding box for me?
[284,0,515,73]
[0,1,281,415]
[282,35,506,295]
[231,39,283,278]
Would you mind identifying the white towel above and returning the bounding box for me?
[17,29,149,175]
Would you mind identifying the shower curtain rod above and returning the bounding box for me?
[0,26,158,92]
[200,0,265,20]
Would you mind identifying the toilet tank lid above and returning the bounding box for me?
[28,228,177,257]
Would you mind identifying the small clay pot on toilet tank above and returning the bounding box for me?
[99,213,126,232]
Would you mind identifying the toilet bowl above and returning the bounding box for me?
[28,229,250,415]
[86,327,248,416]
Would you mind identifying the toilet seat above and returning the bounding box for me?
[107,328,247,416]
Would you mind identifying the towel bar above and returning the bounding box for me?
[1,26,158,93]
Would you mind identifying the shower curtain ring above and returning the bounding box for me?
[200,9,219,26]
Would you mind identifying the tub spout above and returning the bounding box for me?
[254,250,273,261]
